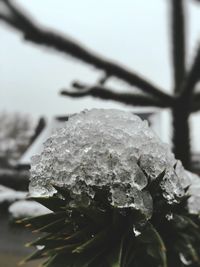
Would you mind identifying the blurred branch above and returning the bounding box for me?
[98,73,110,85]
[29,117,46,146]
[0,0,174,103]
[181,46,200,97]
[192,91,200,112]
[171,0,186,92]
[61,82,174,108]
[0,0,37,32]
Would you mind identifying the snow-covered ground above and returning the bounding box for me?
[9,200,51,218]
[0,185,27,204]
[0,185,51,218]
[187,171,200,214]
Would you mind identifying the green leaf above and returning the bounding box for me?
[63,226,92,243]
[73,227,110,254]
[44,243,81,256]
[149,170,165,193]
[108,237,125,267]
[82,249,108,267]
[26,233,52,247]
[20,211,66,229]
[138,223,167,267]
[92,185,112,209]
[176,231,200,263]
[78,206,110,227]
[19,248,46,264]
[41,253,77,267]
[51,184,71,200]
[30,197,66,212]
[121,234,137,267]
[33,217,67,233]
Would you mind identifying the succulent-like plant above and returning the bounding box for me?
[19,109,200,267]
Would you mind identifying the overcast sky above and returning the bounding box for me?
[0,0,200,122]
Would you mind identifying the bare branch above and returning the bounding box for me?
[192,91,200,112]
[0,0,36,31]
[171,0,186,92]
[0,0,173,103]
[98,73,110,85]
[181,46,200,97]
[61,84,174,108]
[0,13,12,25]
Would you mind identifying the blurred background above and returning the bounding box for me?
[0,0,200,266]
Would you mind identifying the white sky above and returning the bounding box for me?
[0,0,200,148]
[0,0,199,114]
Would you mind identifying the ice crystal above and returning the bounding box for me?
[29,109,190,218]
[133,227,141,237]
[165,213,174,221]
[186,171,200,214]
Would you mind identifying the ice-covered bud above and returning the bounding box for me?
[185,171,200,214]
[29,109,191,219]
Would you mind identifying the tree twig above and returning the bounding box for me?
[61,84,174,108]
[0,0,173,103]
[192,91,200,112]
[181,46,200,97]
[171,0,186,93]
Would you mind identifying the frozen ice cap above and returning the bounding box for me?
[185,171,200,215]
[29,109,190,218]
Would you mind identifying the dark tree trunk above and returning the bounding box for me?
[172,98,191,170]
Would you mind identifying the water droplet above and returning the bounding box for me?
[133,227,141,237]
[179,253,192,265]
[166,213,173,221]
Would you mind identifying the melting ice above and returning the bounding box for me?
[29,109,197,218]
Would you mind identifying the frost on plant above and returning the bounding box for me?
[25,109,200,267]
[186,171,200,214]
[30,109,192,219]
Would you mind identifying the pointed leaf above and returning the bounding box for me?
[20,211,65,229]
[73,227,111,254]
[33,218,67,233]
[138,223,167,267]
[30,197,66,212]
